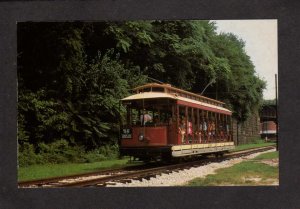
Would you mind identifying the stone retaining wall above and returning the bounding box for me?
[232,113,260,145]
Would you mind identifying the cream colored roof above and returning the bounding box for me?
[177,95,231,113]
[122,92,175,100]
[121,92,231,113]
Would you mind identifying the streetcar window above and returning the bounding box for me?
[141,87,151,92]
[152,87,164,92]
[125,99,175,127]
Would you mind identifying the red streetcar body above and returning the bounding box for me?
[119,83,234,160]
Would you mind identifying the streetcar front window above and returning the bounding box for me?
[124,99,174,127]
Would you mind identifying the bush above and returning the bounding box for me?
[251,138,265,144]
[18,143,42,167]
[18,140,120,167]
[84,144,119,163]
[37,139,86,164]
[84,152,107,163]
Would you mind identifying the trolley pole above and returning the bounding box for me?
[275,74,279,151]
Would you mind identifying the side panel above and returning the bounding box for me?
[171,142,235,157]
[120,146,172,158]
[121,126,167,147]
[167,123,178,145]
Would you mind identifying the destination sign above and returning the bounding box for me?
[122,128,132,139]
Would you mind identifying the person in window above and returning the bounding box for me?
[203,119,207,132]
[178,117,186,144]
[188,120,193,143]
[195,122,201,143]
[153,115,162,126]
[211,120,216,139]
[202,119,207,142]
[208,120,213,142]
[140,111,152,125]
[168,117,173,125]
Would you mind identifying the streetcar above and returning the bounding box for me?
[119,83,234,161]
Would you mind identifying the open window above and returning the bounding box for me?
[122,99,175,127]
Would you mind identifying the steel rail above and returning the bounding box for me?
[18,163,149,188]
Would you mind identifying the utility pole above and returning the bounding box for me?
[275,74,279,151]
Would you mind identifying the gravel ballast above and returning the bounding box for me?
[108,149,277,187]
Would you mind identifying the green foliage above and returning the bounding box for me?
[18,140,85,166]
[210,32,266,121]
[85,144,119,163]
[18,139,120,167]
[105,21,154,53]
[18,143,42,167]
[17,112,29,144]
[18,89,71,145]
[37,139,86,164]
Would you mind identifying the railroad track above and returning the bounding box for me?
[18,163,154,188]
[19,146,275,188]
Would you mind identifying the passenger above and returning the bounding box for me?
[195,125,202,143]
[168,117,173,125]
[208,121,213,142]
[198,130,202,143]
[179,117,186,144]
[188,120,193,135]
[140,111,152,125]
[169,117,177,126]
[220,130,224,141]
[153,115,160,126]
[202,119,207,142]
[188,120,193,143]
[211,120,216,138]
[202,119,207,132]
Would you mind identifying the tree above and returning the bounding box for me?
[18,22,147,149]
[209,32,266,122]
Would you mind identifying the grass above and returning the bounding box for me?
[253,151,278,160]
[187,151,279,186]
[231,139,275,152]
[18,157,140,181]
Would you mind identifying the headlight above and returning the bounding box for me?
[138,133,144,141]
